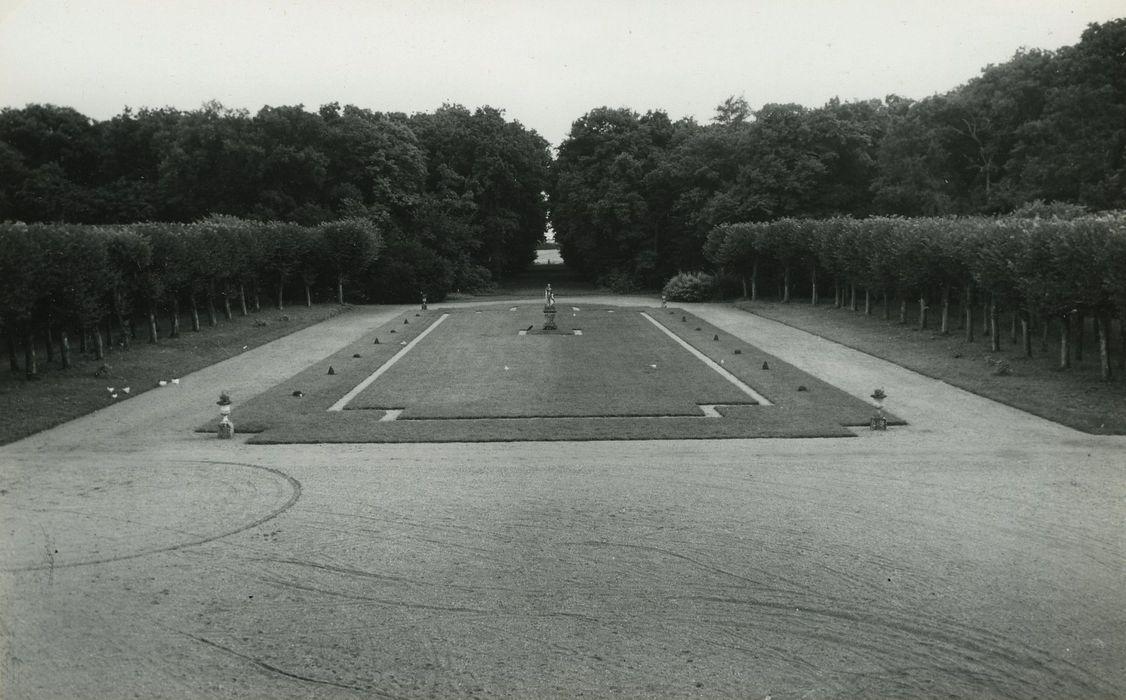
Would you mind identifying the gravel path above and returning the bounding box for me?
[1,298,1123,698]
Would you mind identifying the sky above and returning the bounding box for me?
[1,0,1122,148]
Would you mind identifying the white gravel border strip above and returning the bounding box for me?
[327,313,450,412]
[641,312,773,406]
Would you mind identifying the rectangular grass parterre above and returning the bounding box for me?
[201,305,901,442]
[345,308,754,418]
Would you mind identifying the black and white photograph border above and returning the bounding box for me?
[1,1,1124,697]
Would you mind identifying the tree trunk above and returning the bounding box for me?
[190,295,201,332]
[781,265,791,303]
[239,284,248,316]
[253,287,261,312]
[1097,312,1111,380]
[1074,310,1084,361]
[60,330,71,369]
[918,295,928,331]
[982,297,989,335]
[1119,313,1126,370]
[7,333,20,372]
[1009,312,1018,345]
[833,281,841,308]
[1040,316,1050,353]
[898,296,907,325]
[750,259,758,302]
[882,291,891,320]
[276,281,285,310]
[864,289,871,316]
[147,303,158,344]
[116,311,130,350]
[80,325,88,354]
[222,290,233,321]
[23,327,38,379]
[849,284,857,312]
[336,276,345,305]
[810,267,818,306]
[170,298,181,338]
[740,275,748,300]
[305,284,313,308]
[940,286,951,335]
[964,286,974,343]
[989,295,1000,352]
[1058,314,1071,369]
[207,290,218,327]
[93,324,105,360]
[45,324,55,364]
[1021,311,1032,359]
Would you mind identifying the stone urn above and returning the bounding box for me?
[217,391,234,439]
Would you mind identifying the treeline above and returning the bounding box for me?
[703,209,1126,379]
[0,102,551,293]
[550,20,1126,288]
[0,217,388,378]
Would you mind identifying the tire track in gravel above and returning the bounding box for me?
[685,595,1116,697]
[3,461,300,572]
[175,630,391,697]
[253,569,496,616]
[557,537,1115,697]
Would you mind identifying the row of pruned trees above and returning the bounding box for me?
[0,217,381,378]
[0,102,552,291]
[703,211,1126,379]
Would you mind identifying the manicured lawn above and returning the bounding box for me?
[347,308,752,417]
[0,304,351,445]
[735,299,1126,434]
[214,305,897,443]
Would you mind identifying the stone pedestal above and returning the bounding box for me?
[218,405,234,439]
[543,305,558,331]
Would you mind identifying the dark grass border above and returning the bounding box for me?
[0,304,353,446]
[734,300,1125,435]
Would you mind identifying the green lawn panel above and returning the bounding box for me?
[200,306,901,442]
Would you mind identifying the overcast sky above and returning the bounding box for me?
[1,0,1122,147]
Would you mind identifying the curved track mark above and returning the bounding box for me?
[6,461,301,572]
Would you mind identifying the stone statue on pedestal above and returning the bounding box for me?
[543,284,557,330]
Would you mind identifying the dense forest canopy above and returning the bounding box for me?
[0,102,552,299]
[0,19,1123,299]
[550,19,1125,288]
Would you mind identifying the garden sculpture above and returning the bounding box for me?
[543,284,558,330]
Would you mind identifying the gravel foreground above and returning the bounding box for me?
[1,298,1123,698]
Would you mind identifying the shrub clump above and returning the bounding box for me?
[597,269,642,294]
[662,272,716,302]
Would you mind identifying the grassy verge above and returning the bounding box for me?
[734,299,1125,434]
[206,305,897,443]
[0,304,351,445]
